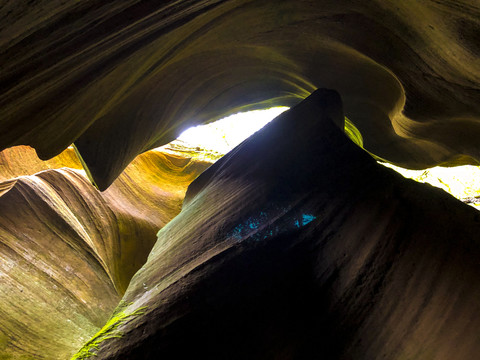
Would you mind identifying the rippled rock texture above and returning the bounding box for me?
[0,146,83,181]
[1,1,480,358]
[1,0,479,189]
[88,90,480,359]
[0,146,210,359]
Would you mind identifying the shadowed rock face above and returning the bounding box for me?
[1,0,479,189]
[1,1,480,358]
[0,147,210,359]
[88,90,480,359]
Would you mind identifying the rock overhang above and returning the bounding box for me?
[0,0,479,190]
[85,88,480,359]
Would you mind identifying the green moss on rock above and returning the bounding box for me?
[71,303,146,359]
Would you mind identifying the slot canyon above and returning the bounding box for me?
[0,1,479,359]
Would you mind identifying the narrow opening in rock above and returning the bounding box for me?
[157,107,290,159]
[379,162,480,209]
[152,107,479,210]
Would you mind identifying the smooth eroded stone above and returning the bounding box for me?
[0,145,82,181]
[1,1,479,189]
[89,89,480,359]
[0,147,211,359]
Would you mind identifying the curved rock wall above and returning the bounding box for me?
[1,1,480,358]
[0,147,211,359]
[1,0,479,189]
[0,146,82,181]
[0,171,120,360]
[89,90,480,359]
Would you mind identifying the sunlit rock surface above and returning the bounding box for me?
[0,145,83,181]
[1,0,479,189]
[87,90,480,359]
[1,1,480,358]
[0,147,210,359]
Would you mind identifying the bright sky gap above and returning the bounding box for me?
[170,108,479,209]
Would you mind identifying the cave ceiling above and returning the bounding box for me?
[1,0,479,190]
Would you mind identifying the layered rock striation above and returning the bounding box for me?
[0,147,211,359]
[1,0,479,189]
[89,90,480,359]
[1,1,480,358]
[0,146,83,181]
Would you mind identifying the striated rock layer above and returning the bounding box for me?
[0,146,83,181]
[0,147,211,359]
[1,0,479,189]
[90,90,480,359]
